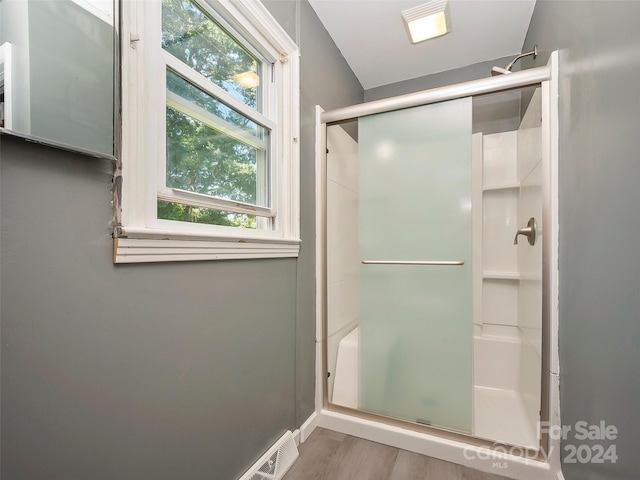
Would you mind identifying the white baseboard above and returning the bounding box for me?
[299,411,319,443]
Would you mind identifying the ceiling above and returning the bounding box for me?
[307,0,537,90]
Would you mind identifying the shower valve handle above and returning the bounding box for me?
[514,217,537,246]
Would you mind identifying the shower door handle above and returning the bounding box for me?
[361,260,464,266]
[514,217,537,246]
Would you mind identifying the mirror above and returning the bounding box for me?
[0,0,115,156]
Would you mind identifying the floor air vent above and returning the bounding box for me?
[239,430,299,480]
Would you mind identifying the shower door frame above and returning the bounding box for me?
[314,53,560,475]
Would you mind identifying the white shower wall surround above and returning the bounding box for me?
[473,87,543,448]
[326,125,359,402]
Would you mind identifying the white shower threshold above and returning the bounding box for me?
[315,409,562,480]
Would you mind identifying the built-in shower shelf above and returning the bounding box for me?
[519,272,543,282]
[483,271,520,280]
[482,183,520,192]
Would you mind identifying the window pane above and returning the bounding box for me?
[167,70,261,138]
[158,201,257,228]
[162,0,260,110]
[166,106,270,208]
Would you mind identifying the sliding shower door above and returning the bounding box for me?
[358,98,473,433]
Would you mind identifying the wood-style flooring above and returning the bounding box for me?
[283,428,514,480]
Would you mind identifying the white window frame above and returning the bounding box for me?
[115,0,300,263]
[0,42,13,130]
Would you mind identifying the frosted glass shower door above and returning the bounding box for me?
[358,98,473,433]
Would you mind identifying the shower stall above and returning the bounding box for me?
[313,54,560,479]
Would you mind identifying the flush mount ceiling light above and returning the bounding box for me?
[402,0,451,44]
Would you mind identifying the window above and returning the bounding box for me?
[115,0,300,263]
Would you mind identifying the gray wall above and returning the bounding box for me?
[364,55,515,102]
[262,0,364,424]
[0,2,362,480]
[295,0,364,424]
[522,2,640,479]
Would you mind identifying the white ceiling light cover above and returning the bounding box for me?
[402,0,451,44]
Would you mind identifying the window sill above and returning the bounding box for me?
[113,228,300,263]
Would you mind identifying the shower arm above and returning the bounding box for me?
[504,45,538,72]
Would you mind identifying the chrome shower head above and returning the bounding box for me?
[491,66,512,76]
[491,45,538,75]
